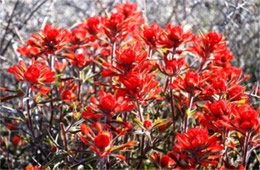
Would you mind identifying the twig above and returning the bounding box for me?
[0,0,19,53]
[41,0,56,29]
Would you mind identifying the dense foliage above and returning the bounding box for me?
[0,2,259,170]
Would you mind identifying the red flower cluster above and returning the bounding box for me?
[198,100,259,135]
[150,152,176,169]
[58,80,78,102]
[85,89,133,119]
[102,3,143,42]
[101,45,148,76]
[8,60,55,96]
[220,104,259,134]
[142,24,162,49]
[18,25,69,58]
[8,60,55,84]
[1,2,259,170]
[157,53,185,77]
[158,24,194,49]
[189,31,224,59]
[80,122,113,157]
[80,122,136,158]
[171,128,223,168]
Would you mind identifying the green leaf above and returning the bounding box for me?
[133,118,144,129]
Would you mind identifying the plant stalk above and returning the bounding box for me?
[184,95,193,132]
[242,132,251,167]
[136,101,145,169]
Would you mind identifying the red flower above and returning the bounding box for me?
[224,65,243,81]
[202,32,223,49]
[116,2,138,18]
[185,72,199,88]
[12,135,22,146]
[63,51,91,69]
[212,77,227,92]
[101,46,149,77]
[18,25,69,57]
[102,12,128,42]
[197,100,230,132]
[17,46,42,58]
[61,90,77,102]
[8,60,55,84]
[99,92,116,112]
[173,128,223,167]
[86,89,134,118]
[80,122,135,158]
[143,115,153,129]
[70,16,101,47]
[7,60,27,81]
[183,71,200,94]
[150,152,176,169]
[40,24,69,54]
[119,71,163,102]
[158,24,194,49]
[201,72,227,96]
[80,123,89,137]
[115,3,143,30]
[188,31,225,59]
[160,155,176,168]
[117,48,137,66]
[157,52,185,77]
[213,48,233,66]
[69,27,88,46]
[59,80,78,102]
[142,24,162,49]
[236,107,259,133]
[143,120,152,129]
[8,60,55,97]
[94,131,112,150]
[227,84,245,101]
[81,112,103,119]
[207,100,228,117]
[25,165,41,170]
[80,122,112,157]
[7,121,17,131]
[24,65,41,84]
[219,104,259,134]
[79,16,101,35]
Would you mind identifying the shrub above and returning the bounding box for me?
[0,2,259,169]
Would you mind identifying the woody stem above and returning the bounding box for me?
[77,70,82,101]
[60,123,69,164]
[137,134,145,169]
[223,128,228,163]
[148,46,152,59]
[169,78,175,117]
[136,100,144,122]
[77,80,82,101]
[242,132,251,167]
[184,95,193,132]
[111,41,116,65]
[136,101,145,169]
[164,77,169,93]
[106,157,110,170]
[100,157,105,170]
[48,54,56,132]
[26,85,35,140]
[49,95,55,131]
[25,85,50,161]
[169,78,176,146]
